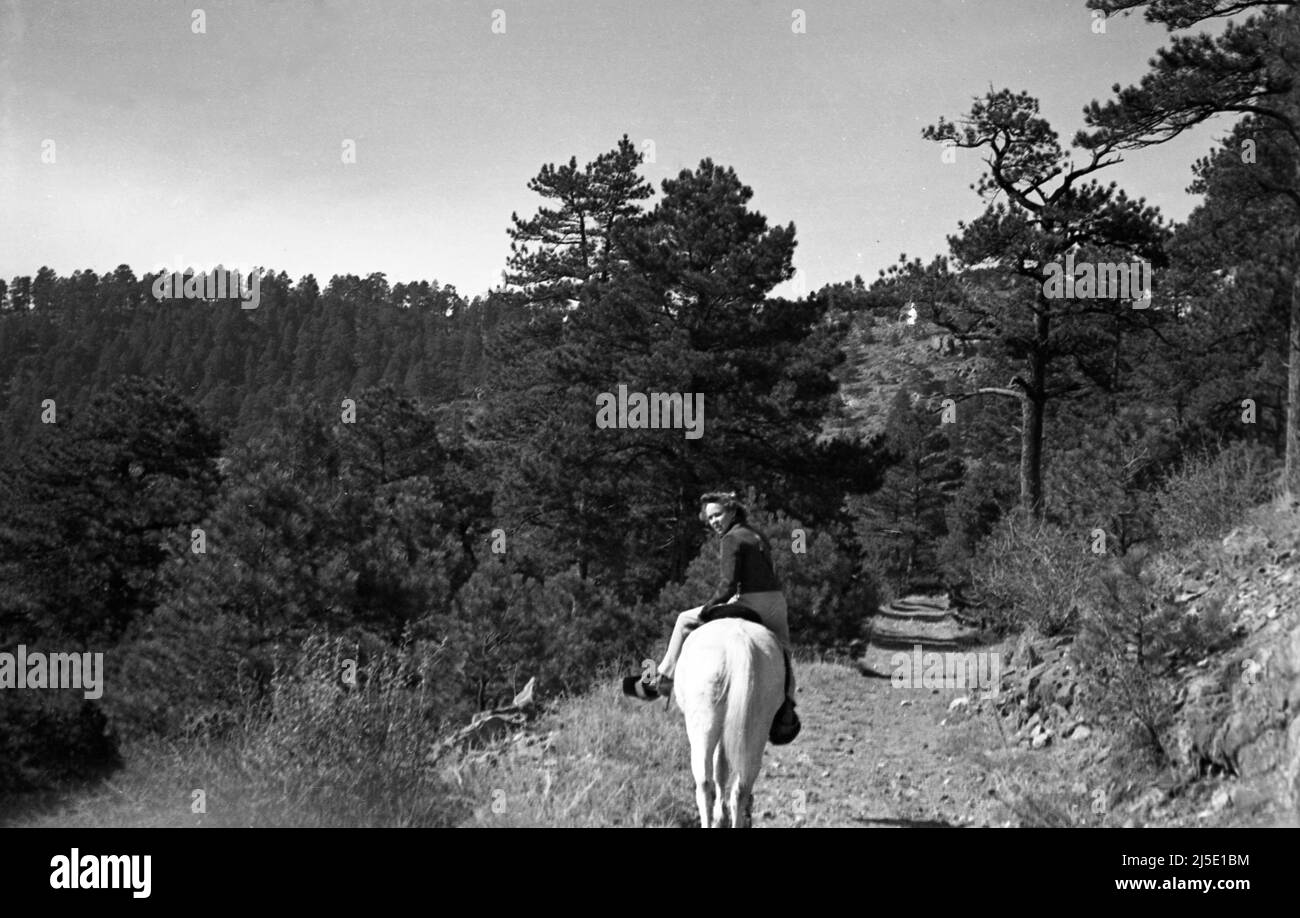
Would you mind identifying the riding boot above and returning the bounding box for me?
[622,658,669,701]
[769,651,801,745]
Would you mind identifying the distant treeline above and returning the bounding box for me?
[0,267,501,450]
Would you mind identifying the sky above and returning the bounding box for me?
[0,0,1244,300]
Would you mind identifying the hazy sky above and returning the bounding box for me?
[0,0,1241,299]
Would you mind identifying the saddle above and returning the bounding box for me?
[697,600,764,626]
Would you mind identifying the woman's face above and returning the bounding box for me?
[704,502,735,535]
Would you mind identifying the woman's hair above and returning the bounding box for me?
[698,490,747,526]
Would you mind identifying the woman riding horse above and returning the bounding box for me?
[624,491,800,742]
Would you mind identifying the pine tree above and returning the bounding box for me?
[0,376,223,648]
[882,89,1168,516]
[505,135,653,309]
[1083,0,1300,496]
[485,155,851,599]
[848,385,963,591]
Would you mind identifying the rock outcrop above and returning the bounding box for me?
[986,510,1300,826]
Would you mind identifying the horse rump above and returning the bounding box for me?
[674,618,785,827]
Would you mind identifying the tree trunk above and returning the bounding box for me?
[1020,395,1045,516]
[1286,82,1300,502]
[1288,237,1300,501]
[576,494,589,580]
[1020,306,1050,516]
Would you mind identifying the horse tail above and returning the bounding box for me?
[721,625,765,795]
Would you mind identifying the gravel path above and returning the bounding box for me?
[753,595,1079,828]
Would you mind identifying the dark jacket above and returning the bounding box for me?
[704,521,782,607]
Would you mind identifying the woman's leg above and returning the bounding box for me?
[737,591,796,702]
[738,592,790,647]
[657,605,705,680]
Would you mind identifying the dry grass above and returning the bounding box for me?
[4,635,468,827]
[447,680,697,828]
[2,649,699,828]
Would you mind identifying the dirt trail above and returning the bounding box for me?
[753,595,1079,828]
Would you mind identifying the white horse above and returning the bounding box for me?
[673,618,786,828]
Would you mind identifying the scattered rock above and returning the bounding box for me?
[1128,786,1165,816]
[1015,630,1042,668]
[1222,527,1268,562]
[1230,786,1270,815]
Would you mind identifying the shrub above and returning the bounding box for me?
[970,512,1105,636]
[0,691,120,795]
[1072,551,1235,768]
[102,607,273,742]
[936,458,1014,587]
[1152,442,1279,545]
[443,562,659,711]
[226,633,467,826]
[1071,554,1181,764]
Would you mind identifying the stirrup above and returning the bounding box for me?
[648,658,673,699]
